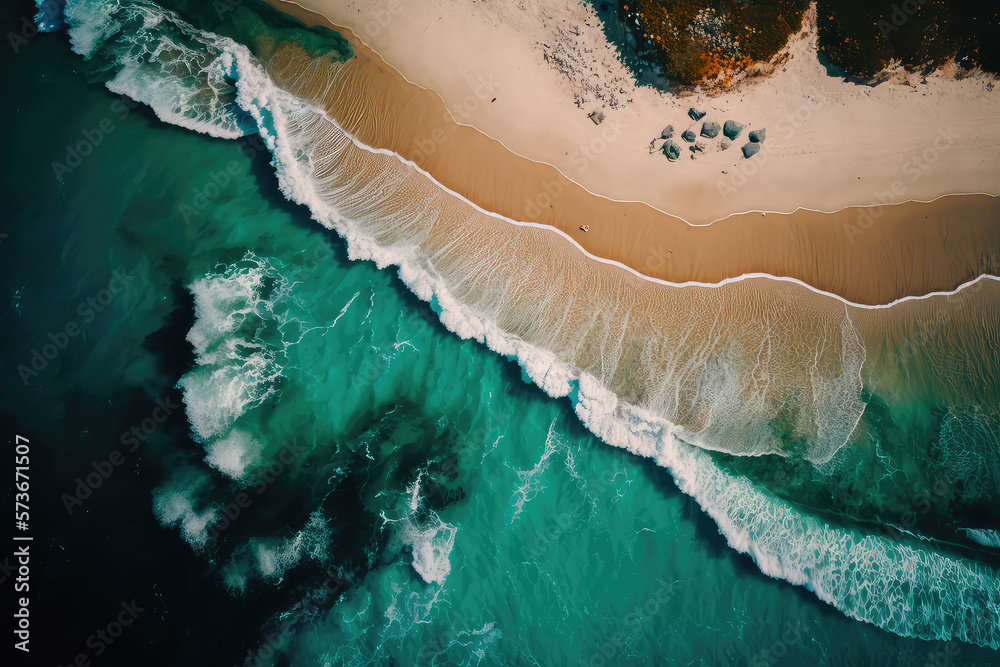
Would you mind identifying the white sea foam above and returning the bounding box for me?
[508,421,563,522]
[63,0,251,139]
[205,428,263,480]
[227,45,1000,647]
[383,477,458,585]
[404,515,457,586]
[964,529,1000,549]
[152,468,219,551]
[62,0,118,56]
[222,511,331,593]
[179,253,291,441]
[81,0,1000,647]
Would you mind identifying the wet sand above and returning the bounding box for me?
[260,0,1000,307]
[272,0,1000,223]
[206,7,1000,467]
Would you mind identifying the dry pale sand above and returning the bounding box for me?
[275,0,1000,224]
[242,28,1000,461]
[261,0,1000,306]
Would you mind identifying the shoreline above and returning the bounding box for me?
[271,0,1000,224]
[329,99,1000,312]
[260,0,1000,306]
[19,0,1000,660]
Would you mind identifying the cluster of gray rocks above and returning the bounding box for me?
[655,108,765,162]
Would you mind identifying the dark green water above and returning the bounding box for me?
[597,0,1000,85]
[2,0,999,665]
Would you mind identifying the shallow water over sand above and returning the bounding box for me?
[6,0,1000,661]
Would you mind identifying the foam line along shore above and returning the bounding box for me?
[28,0,1000,655]
[256,0,1000,307]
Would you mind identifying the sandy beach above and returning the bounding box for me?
[275,0,1000,221]
[259,0,1000,305]
[18,0,1000,658]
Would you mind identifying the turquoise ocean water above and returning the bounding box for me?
[2,0,999,664]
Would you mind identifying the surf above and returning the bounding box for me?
[42,0,1000,649]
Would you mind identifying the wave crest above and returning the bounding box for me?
[55,0,1000,648]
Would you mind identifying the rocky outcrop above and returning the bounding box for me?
[662,140,681,161]
[723,120,744,140]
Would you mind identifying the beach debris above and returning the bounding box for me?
[749,128,766,143]
[681,129,696,143]
[662,140,681,161]
[579,225,590,232]
[660,125,674,139]
[588,109,605,125]
[742,142,761,158]
[700,121,720,138]
[723,120,744,140]
[688,107,706,121]
[690,142,706,153]
[720,139,732,150]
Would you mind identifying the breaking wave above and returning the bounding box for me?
[49,0,1000,649]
